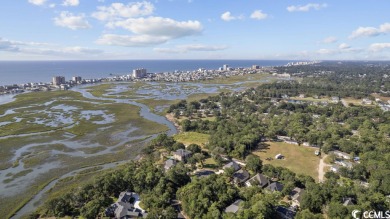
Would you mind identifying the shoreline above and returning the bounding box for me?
[165,113,181,133]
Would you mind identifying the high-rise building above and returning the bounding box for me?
[132,68,147,78]
[252,65,259,69]
[223,64,229,71]
[52,76,65,86]
[72,76,82,83]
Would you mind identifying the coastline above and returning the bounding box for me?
[165,113,181,133]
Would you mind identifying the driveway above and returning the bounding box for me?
[318,154,331,182]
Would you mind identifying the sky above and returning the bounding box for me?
[0,0,389,60]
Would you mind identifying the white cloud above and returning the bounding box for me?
[221,11,243,21]
[0,37,103,57]
[369,43,390,52]
[54,11,91,30]
[287,3,327,12]
[92,2,154,21]
[28,0,47,6]
[250,10,268,20]
[322,36,337,44]
[349,23,390,39]
[0,38,20,52]
[339,43,350,49]
[62,0,79,6]
[154,44,228,53]
[317,48,334,55]
[107,16,203,39]
[96,34,169,47]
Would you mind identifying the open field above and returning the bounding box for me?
[253,141,320,180]
[203,157,218,169]
[290,96,330,102]
[371,93,390,102]
[174,132,210,147]
[342,97,365,106]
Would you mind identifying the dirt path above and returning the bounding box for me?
[318,154,331,182]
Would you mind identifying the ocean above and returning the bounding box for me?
[0,60,291,85]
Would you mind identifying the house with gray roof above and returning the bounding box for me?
[173,149,192,161]
[245,173,269,188]
[105,192,146,219]
[224,199,243,213]
[164,159,177,171]
[343,197,355,206]
[290,187,305,206]
[223,161,240,172]
[266,182,284,192]
[332,150,351,160]
[233,169,250,185]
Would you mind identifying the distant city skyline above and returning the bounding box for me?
[0,0,389,60]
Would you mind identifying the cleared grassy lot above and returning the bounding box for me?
[174,132,210,147]
[253,141,320,180]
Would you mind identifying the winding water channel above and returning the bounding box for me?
[4,84,178,219]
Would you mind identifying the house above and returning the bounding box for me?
[105,192,146,219]
[332,150,351,160]
[275,206,296,219]
[285,140,298,145]
[164,159,177,171]
[330,165,340,173]
[173,149,192,161]
[266,182,284,192]
[290,187,305,207]
[245,173,269,188]
[223,161,241,172]
[233,169,250,185]
[362,98,373,105]
[331,96,340,103]
[337,160,353,169]
[224,199,243,213]
[343,198,355,206]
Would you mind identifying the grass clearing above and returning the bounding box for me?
[290,96,330,102]
[174,132,210,147]
[371,93,390,102]
[203,157,218,169]
[342,98,365,106]
[253,141,320,180]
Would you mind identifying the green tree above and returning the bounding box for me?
[245,155,263,173]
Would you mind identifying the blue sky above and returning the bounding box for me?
[0,0,389,60]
